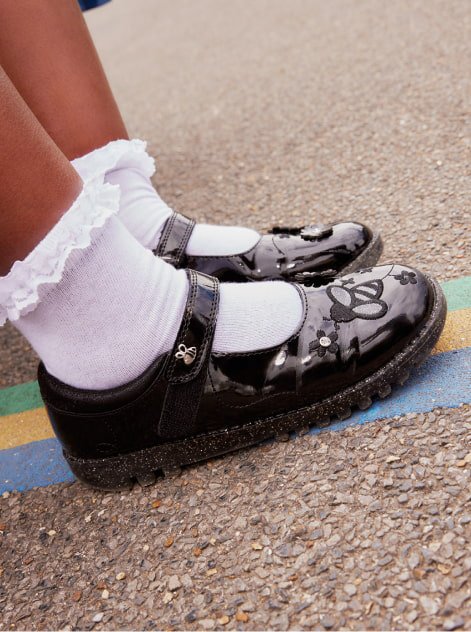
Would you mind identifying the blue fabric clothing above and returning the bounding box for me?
[79,0,111,11]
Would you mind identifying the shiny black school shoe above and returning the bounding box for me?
[38,265,446,491]
[153,212,382,282]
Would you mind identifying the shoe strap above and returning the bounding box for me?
[159,270,219,439]
[153,212,196,267]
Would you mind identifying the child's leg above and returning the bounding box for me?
[0,66,82,274]
[0,1,267,255]
[0,0,127,160]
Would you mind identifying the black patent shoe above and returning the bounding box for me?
[38,265,446,491]
[153,212,382,281]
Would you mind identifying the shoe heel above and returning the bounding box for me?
[64,440,175,491]
[65,452,138,491]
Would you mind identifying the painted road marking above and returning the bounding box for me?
[0,408,52,451]
[0,439,74,492]
[0,275,470,493]
[0,380,42,416]
[433,308,471,354]
[440,276,471,311]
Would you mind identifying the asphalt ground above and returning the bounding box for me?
[0,0,470,629]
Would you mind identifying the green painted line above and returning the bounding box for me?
[0,275,469,418]
[442,276,471,312]
[0,380,42,417]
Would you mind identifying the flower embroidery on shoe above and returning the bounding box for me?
[309,330,339,357]
[327,279,388,323]
[393,270,417,285]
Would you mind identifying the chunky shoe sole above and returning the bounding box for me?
[66,275,445,491]
[341,231,383,274]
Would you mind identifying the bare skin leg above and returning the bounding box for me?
[0,66,82,275]
[0,0,128,160]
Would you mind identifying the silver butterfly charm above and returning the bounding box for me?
[175,343,197,365]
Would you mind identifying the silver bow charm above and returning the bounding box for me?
[175,343,197,365]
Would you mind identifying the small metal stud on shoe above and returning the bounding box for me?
[300,224,333,241]
[175,343,197,365]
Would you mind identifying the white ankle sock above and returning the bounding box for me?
[0,179,303,390]
[213,282,303,353]
[72,139,260,255]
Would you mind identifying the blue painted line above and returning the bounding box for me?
[310,347,470,436]
[1,347,470,494]
[0,439,74,493]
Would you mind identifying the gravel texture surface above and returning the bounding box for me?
[0,0,470,630]
[1,407,470,630]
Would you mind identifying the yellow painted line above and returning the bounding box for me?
[432,308,471,354]
[0,308,470,451]
[0,408,53,450]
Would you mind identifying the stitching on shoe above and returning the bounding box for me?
[174,216,195,266]
[157,212,177,254]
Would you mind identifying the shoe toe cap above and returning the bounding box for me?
[327,221,375,271]
[332,221,371,252]
[386,264,432,324]
[299,263,436,390]
[337,264,434,360]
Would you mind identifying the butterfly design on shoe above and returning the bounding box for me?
[327,279,388,323]
[175,343,197,365]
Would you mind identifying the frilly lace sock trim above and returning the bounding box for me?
[0,178,120,325]
[72,138,156,183]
